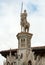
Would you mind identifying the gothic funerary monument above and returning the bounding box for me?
[0,10,45,65]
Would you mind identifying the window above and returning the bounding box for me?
[20,53,23,59]
[21,39,25,47]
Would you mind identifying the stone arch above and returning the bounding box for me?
[28,60,32,65]
[11,62,13,65]
[7,62,10,65]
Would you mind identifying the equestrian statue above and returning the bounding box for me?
[20,10,30,32]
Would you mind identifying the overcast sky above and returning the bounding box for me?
[0,0,45,64]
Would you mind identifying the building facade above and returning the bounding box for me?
[0,10,45,65]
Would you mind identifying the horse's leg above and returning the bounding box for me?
[27,27,29,32]
[24,28,25,32]
[24,27,26,32]
[21,26,22,32]
[25,28,26,32]
[21,26,23,32]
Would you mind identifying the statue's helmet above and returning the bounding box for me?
[24,10,26,12]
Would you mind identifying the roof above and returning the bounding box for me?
[32,46,45,51]
[32,46,45,56]
[0,49,18,58]
[0,46,45,58]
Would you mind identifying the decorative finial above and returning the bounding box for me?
[9,48,11,57]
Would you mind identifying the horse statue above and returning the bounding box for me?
[20,10,30,32]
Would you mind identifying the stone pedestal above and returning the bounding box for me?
[17,32,33,65]
[17,32,33,49]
